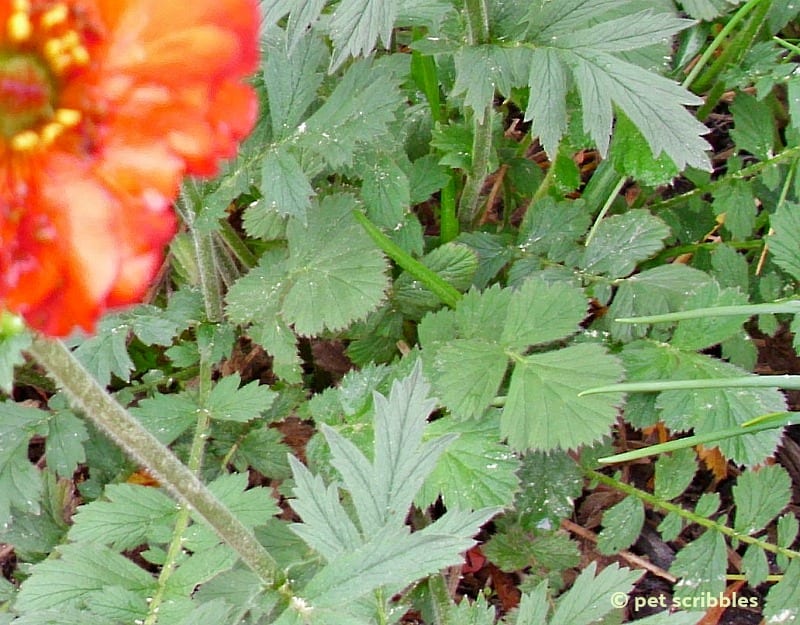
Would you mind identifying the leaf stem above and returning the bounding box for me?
[681,0,770,90]
[27,334,284,588]
[584,175,627,247]
[145,342,216,625]
[647,145,800,213]
[177,182,225,322]
[353,210,462,308]
[586,469,800,561]
[459,0,493,227]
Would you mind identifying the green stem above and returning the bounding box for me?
[648,145,800,213]
[145,351,215,625]
[581,375,800,396]
[440,176,459,243]
[353,210,462,308]
[177,182,225,322]
[458,0,493,227]
[427,573,454,625]
[584,175,626,247]
[27,335,283,587]
[586,469,800,561]
[681,0,770,91]
[217,219,257,270]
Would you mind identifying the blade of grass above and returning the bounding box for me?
[597,411,800,464]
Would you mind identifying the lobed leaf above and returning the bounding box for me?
[502,343,625,452]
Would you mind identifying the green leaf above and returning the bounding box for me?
[288,363,499,609]
[769,201,800,281]
[515,582,550,625]
[230,427,292,479]
[502,343,625,451]
[206,374,277,422]
[742,543,770,587]
[329,0,397,70]
[501,277,588,348]
[522,4,710,168]
[524,48,569,159]
[0,330,30,394]
[360,151,411,227]
[622,341,786,466]
[130,392,197,445]
[393,243,478,319]
[670,529,727,602]
[452,46,519,122]
[323,362,454,534]
[250,317,302,383]
[416,414,520,509]
[0,402,46,523]
[581,209,671,278]
[680,0,733,20]
[764,558,800,623]
[654,448,697,501]
[263,27,327,139]
[282,194,390,335]
[259,148,316,222]
[730,91,776,160]
[609,114,679,186]
[425,338,508,419]
[670,282,750,351]
[526,0,623,38]
[289,454,364,560]
[712,179,756,240]
[732,464,791,535]
[68,484,176,550]
[549,562,642,625]
[515,451,583,530]
[300,60,402,168]
[597,496,644,555]
[484,526,579,573]
[43,408,88,479]
[560,10,693,52]
[15,543,156,612]
[185,473,279,552]
[608,264,714,341]
[569,50,709,169]
[73,316,134,386]
[777,513,799,570]
[303,509,497,608]
[444,593,496,625]
[517,198,590,263]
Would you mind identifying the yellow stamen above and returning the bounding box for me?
[60,30,80,48]
[71,45,90,66]
[40,122,64,145]
[55,108,81,127]
[40,3,69,29]
[49,53,72,73]
[44,38,64,59]
[8,11,32,41]
[12,0,30,12]
[11,130,40,152]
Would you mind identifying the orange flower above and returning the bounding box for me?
[0,0,259,335]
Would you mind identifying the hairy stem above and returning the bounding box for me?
[458,0,493,227]
[177,181,225,322]
[586,469,800,561]
[28,334,284,587]
[144,348,215,625]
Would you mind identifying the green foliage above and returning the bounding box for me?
[3,1,800,622]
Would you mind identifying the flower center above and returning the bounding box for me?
[0,53,53,137]
[1,1,91,151]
